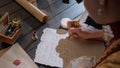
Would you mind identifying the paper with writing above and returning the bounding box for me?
[34,28,69,67]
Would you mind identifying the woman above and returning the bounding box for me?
[68,0,120,68]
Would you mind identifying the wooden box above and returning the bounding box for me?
[0,12,22,45]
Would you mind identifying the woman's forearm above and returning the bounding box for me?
[88,30,104,40]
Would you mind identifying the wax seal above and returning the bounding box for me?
[13,59,21,66]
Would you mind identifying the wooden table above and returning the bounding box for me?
[0,0,104,68]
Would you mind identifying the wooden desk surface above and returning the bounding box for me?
[0,46,10,57]
[0,0,102,68]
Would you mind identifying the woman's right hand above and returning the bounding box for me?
[67,21,104,39]
[68,26,92,39]
[67,20,80,35]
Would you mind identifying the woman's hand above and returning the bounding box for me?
[67,20,80,35]
[67,21,104,40]
[67,20,89,39]
[69,27,93,39]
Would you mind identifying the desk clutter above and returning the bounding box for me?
[5,17,22,37]
[0,12,22,45]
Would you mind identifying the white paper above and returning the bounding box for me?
[0,43,38,68]
[34,28,69,68]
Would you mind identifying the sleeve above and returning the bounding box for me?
[84,16,102,29]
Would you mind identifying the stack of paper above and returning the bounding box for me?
[34,28,69,67]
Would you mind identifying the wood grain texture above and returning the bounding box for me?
[0,0,13,8]
[0,0,87,68]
